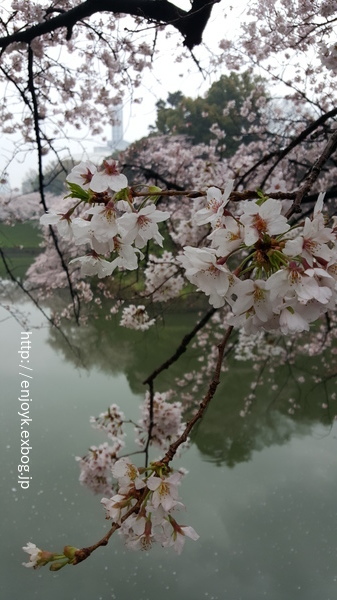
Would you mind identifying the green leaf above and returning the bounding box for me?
[64,182,91,202]
[114,187,130,201]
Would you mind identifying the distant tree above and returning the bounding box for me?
[152,72,267,156]
[21,158,76,196]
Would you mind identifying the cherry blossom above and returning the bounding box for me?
[160,519,199,555]
[89,404,125,441]
[146,471,183,512]
[208,215,244,256]
[119,305,156,331]
[70,253,115,278]
[101,494,134,524]
[136,391,187,451]
[111,457,146,492]
[240,198,290,246]
[66,161,97,189]
[22,543,55,569]
[40,209,77,242]
[194,181,234,227]
[177,246,236,308]
[90,160,128,193]
[118,204,170,248]
[7,0,337,572]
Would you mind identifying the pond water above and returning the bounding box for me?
[1,292,337,600]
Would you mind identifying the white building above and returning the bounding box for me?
[94,105,129,157]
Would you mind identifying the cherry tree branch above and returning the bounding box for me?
[142,306,216,462]
[161,325,234,464]
[72,321,233,565]
[0,0,221,51]
[259,107,337,189]
[27,45,81,323]
[285,127,337,218]
[143,306,217,387]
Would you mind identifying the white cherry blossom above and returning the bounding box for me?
[119,305,156,331]
[146,472,182,512]
[110,236,143,271]
[160,519,199,555]
[240,198,290,246]
[40,210,74,242]
[22,543,43,568]
[111,457,145,492]
[70,253,115,278]
[118,204,170,248]
[194,180,234,227]
[101,494,134,524]
[66,160,97,189]
[90,159,128,193]
[71,217,114,254]
[208,215,244,256]
[284,216,333,266]
[230,279,273,322]
[177,246,236,308]
[84,202,119,243]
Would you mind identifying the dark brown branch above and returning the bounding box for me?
[0,0,220,51]
[143,306,217,385]
[259,107,337,188]
[142,306,217,463]
[124,163,186,191]
[162,325,234,464]
[27,45,81,323]
[73,320,232,566]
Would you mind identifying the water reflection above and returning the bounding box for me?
[46,307,202,394]
[38,294,337,466]
[2,296,337,600]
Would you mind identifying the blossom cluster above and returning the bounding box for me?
[178,189,337,335]
[119,304,155,331]
[101,457,198,554]
[40,159,170,280]
[39,160,337,338]
[143,252,185,302]
[76,441,123,496]
[77,390,188,496]
[135,391,187,451]
[89,403,125,441]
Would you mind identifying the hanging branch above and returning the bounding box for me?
[162,325,234,464]
[27,45,81,324]
[71,324,233,565]
[142,306,217,461]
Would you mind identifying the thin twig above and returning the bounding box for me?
[0,248,83,363]
[285,128,337,219]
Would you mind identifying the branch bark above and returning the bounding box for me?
[0,0,221,51]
